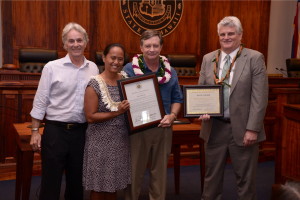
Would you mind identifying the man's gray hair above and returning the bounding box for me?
[217,16,243,35]
[62,22,89,45]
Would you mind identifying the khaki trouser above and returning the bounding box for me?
[125,127,172,200]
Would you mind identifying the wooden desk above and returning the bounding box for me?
[14,122,41,200]
[269,88,300,183]
[172,122,204,194]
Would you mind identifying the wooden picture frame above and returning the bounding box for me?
[118,73,165,133]
[183,85,224,117]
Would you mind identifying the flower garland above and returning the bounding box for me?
[120,70,128,79]
[132,54,172,84]
[93,71,127,111]
[212,45,244,87]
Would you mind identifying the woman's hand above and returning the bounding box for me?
[118,100,130,114]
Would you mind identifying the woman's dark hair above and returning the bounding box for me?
[103,43,126,58]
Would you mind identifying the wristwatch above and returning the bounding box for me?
[31,127,39,131]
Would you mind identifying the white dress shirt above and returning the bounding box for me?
[218,47,239,118]
[30,54,99,123]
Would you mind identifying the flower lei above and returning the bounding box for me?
[132,54,172,84]
[212,45,244,87]
[93,71,128,111]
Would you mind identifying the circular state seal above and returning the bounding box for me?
[120,0,183,36]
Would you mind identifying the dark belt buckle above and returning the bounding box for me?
[66,124,74,130]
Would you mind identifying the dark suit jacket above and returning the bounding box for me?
[198,48,268,146]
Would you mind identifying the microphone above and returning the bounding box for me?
[275,67,288,77]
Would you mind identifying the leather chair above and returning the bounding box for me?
[95,51,130,73]
[19,48,58,73]
[286,58,300,77]
[167,54,197,76]
[95,51,105,73]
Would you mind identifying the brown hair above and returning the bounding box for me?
[140,29,163,46]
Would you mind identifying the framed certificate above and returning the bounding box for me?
[118,73,165,133]
[183,85,224,117]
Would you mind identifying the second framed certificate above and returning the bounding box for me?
[183,85,224,117]
[118,73,165,133]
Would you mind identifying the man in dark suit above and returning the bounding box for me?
[198,16,268,200]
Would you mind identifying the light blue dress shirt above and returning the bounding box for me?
[30,54,99,123]
[219,47,239,118]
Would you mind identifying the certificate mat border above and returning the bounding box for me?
[117,73,165,133]
[183,85,224,117]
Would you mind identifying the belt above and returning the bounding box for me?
[215,117,231,123]
[46,120,87,130]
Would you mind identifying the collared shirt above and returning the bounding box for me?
[218,47,239,118]
[123,57,183,115]
[30,54,99,123]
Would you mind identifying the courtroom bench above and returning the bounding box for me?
[273,99,300,184]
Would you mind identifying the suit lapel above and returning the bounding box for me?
[230,48,247,94]
[209,51,219,85]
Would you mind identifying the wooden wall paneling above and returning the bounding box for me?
[10,1,58,65]
[198,0,270,66]
[0,92,3,161]
[280,105,300,182]
[199,1,231,56]
[198,0,212,67]
[1,0,14,65]
[262,116,277,159]
[96,1,203,72]
[20,92,35,122]
[162,1,201,54]
[235,0,270,61]
[271,88,300,183]
[89,0,98,64]
[272,88,300,117]
[47,1,58,50]
[97,1,141,55]
[269,77,300,88]
[0,91,19,161]
[12,1,49,48]
[0,85,37,162]
[57,0,91,58]
[257,78,300,160]
[163,1,202,73]
[2,0,271,71]
[260,0,271,62]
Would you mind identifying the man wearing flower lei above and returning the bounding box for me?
[198,16,268,200]
[123,29,183,200]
